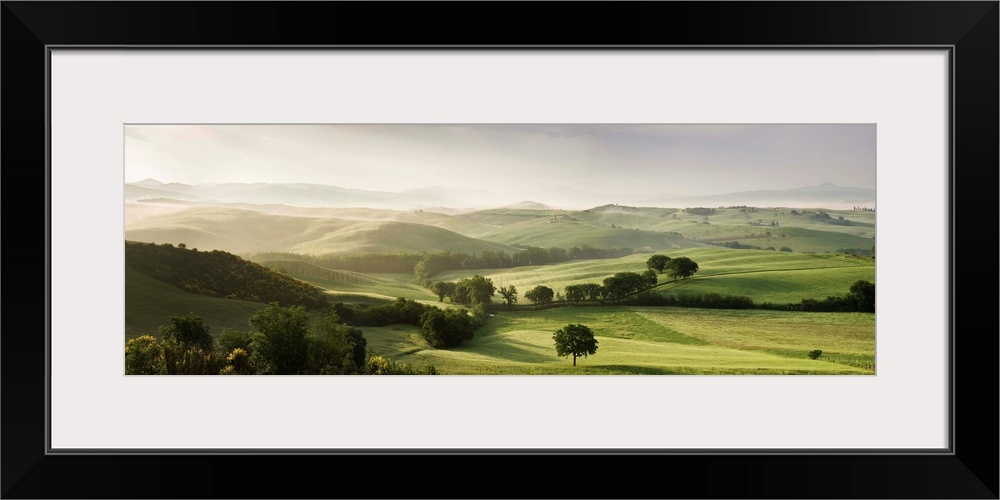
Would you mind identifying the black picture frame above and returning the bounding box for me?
[3,2,996,498]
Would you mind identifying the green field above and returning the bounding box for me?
[432,247,874,305]
[469,215,701,252]
[124,265,265,340]
[362,306,874,375]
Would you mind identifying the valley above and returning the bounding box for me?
[125,192,875,375]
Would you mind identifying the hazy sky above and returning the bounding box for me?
[125,124,875,197]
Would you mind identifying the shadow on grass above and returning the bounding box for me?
[466,337,555,363]
[590,364,679,375]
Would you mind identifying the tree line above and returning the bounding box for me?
[425,254,701,308]
[422,252,874,315]
[632,280,875,313]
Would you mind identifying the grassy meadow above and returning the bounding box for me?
[124,265,266,340]
[361,307,873,374]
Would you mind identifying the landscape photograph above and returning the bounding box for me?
[124,124,876,375]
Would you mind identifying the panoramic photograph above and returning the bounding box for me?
[124,124,876,375]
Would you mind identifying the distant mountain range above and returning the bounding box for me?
[645,182,876,210]
[126,179,875,211]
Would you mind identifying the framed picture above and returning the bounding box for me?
[4,2,996,498]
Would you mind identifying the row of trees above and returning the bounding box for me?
[631,291,756,309]
[683,207,716,216]
[711,241,794,252]
[425,255,701,309]
[429,275,498,307]
[632,280,874,313]
[789,280,875,312]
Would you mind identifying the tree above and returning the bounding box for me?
[553,324,599,366]
[306,312,367,374]
[665,257,699,280]
[564,284,586,303]
[848,280,875,312]
[414,260,432,287]
[580,283,604,301]
[602,272,647,300]
[215,328,253,359]
[430,281,456,302]
[159,312,213,351]
[524,285,554,307]
[419,307,475,348]
[642,269,658,288]
[158,313,216,375]
[498,285,518,308]
[249,303,310,375]
[646,254,671,273]
[454,275,495,306]
[808,349,823,360]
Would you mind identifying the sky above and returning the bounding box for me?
[125,124,876,199]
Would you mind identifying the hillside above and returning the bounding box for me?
[463,208,705,251]
[125,204,516,255]
[124,265,265,339]
[124,240,328,309]
[263,260,438,301]
[287,221,518,255]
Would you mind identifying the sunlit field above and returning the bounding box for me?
[361,306,873,375]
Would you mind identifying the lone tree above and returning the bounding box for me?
[646,254,672,273]
[553,324,599,367]
[498,285,518,308]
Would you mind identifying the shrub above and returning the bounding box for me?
[125,335,165,375]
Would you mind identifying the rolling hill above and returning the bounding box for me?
[125,205,517,255]
[286,221,517,255]
[125,240,328,309]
